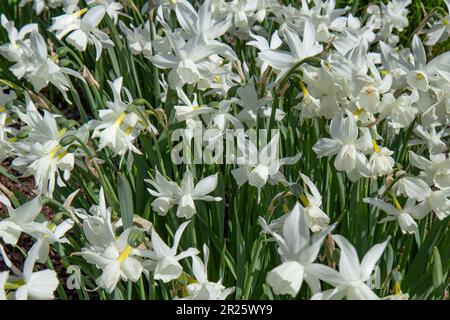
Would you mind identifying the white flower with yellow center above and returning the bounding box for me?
[138,221,199,283]
[369,139,395,178]
[77,188,144,293]
[89,77,144,157]
[11,94,76,195]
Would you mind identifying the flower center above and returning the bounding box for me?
[353,108,364,117]
[415,72,425,80]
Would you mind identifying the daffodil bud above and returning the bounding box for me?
[132,98,148,106]
[60,135,76,146]
[16,130,29,139]
[128,229,145,248]
[301,57,321,68]
[56,47,69,58]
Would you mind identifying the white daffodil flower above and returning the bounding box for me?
[150,30,237,89]
[369,139,395,178]
[0,14,37,68]
[147,168,222,219]
[181,244,235,300]
[205,98,243,133]
[390,35,450,92]
[26,218,74,263]
[86,0,123,24]
[27,31,83,101]
[313,111,371,180]
[12,95,77,195]
[369,0,411,46]
[214,0,273,39]
[81,228,144,293]
[49,5,113,61]
[234,78,284,127]
[174,87,214,127]
[7,240,59,300]
[332,13,376,56]
[77,188,144,293]
[424,0,450,46]
[247,31,283,74]
[119,21,152,58]
[394,176,450,221]
[89,77,156,157]
[409,151,450,189]
[412,125,447,154]
[231,133,301,191]
[259,203,336,297]
[363,197,419,234]
[175,0,232,42]
[310,235,390,300]
[0,19,81,101]
[298,173,330,232]
[139,221,199,283]
[0,196,44,245]
[258,19,323,82]
[379,92,418,131]
[357,61,393,114]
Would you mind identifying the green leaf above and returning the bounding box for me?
[117,173,134,230]
[432,247,443,290]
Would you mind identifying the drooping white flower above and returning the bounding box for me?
[394,176,450,221]
[175,0,232,42]
[147,168,222,219]
[259,203,336,297]
[313,111,371,180]
[181,244,235,300]
[77,188,144,293]
[139,221,199,283]
[231,132,301,191]
[369,139,395,178]
[12,95,77,195]
[310,235,390,300]
[89,77,156,157]
[409,151,450,189]
[87,0,123,24]
[247,31,283,74]
[363,197,419,234]
[298,173,330,232]
[25,218,74,263]
[49,5,113,61]
[150,29,237,89]
[234,78,284,127]
[119,21,152,58]
[0,196,44,245]
[258,19,323,82]
[11,240,59,300]
[424,0,450,46]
